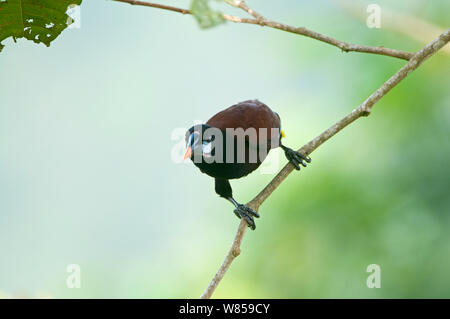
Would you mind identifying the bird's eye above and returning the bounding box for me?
[202,141,212,155]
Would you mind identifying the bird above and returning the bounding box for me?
[184,100,310,230]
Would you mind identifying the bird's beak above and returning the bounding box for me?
[183,146,192,160]
[281,130,286,138]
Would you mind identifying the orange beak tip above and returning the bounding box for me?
[183,147,192,160]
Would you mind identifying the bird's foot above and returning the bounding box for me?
[233,204,259,230]
[283,146,311,170]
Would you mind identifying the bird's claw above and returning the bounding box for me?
[233,204,259,230]
[284,148,311,170]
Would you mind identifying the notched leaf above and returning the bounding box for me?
[0,0,82,52]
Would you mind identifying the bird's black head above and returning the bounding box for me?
[184,124,219,161]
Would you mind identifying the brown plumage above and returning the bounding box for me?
[206,100,281,147]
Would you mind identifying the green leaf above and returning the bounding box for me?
[190,0,225,29]
[0,0,82,52]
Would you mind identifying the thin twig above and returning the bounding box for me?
[113,0,191,14]
[225,0,264,21]
[113,0,414,60]
[225,0,414,60]
[335,0,450,55]
[200,28,450,299]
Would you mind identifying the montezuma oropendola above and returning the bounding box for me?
[184,100,310,230]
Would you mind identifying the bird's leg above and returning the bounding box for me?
[227,197,260,230]
[215,178,259,230]
[280,144,311,170]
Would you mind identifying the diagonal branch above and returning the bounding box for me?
[113,0,414,60]
[112,0,448,299]
[200,28,450,299]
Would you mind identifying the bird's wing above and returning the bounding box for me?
[206,100,281,147]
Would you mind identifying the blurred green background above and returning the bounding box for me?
[0,0,449,298]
